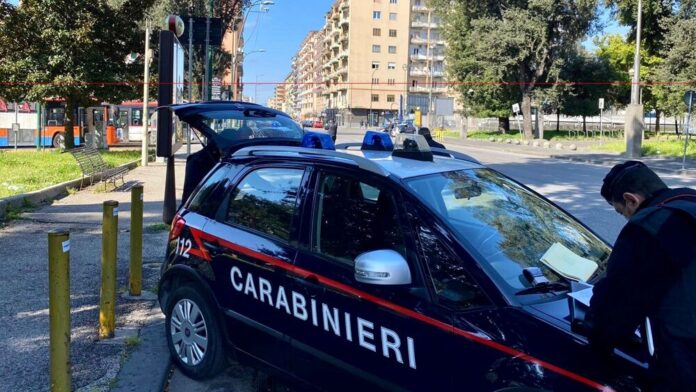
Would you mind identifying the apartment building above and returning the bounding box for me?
[296,31,326,119]
[319,0,451,126]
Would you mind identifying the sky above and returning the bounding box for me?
[240,0,335,105]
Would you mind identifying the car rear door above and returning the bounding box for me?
[288,168,453,391]
[197,163,310,373]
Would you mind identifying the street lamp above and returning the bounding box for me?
[625,0,643,158]
[369,68,377,127]
[230,0,274,100]
[231,49,265,101]
[255,74,265,104]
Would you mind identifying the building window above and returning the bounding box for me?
[372,61,380,69]
[372,44,381,53]
[372,78,379,85]
[389,29,397,37]
[388,62,396,70]
[413,47,420,55]
[387,78,395,85]
[373,28,381,36]
[389,12,397,21]
[390,0,398,3]
[388,46,397,54]
[373,11,381,20]
[387,95,395,102]
[371,94,379,102]
[412,80,418,87]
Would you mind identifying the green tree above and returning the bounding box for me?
[559,50,614,133]
[433,0,598,139]
[653,17,696,133]
[0,0,156,149]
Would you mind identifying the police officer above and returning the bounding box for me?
[327,120,338,142]
[588,161,696,391]
[417,127,445,149]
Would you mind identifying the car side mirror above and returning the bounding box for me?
[354,250,411,285]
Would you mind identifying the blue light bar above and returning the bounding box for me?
[361,131,394,151]
[301,132,335,150]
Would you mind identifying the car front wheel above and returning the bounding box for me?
[165,285,226,379]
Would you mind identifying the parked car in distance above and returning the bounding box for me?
[313,120,324,129]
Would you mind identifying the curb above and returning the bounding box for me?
[0,159,139,220]
[111,320,171,392]
[444,138,696,176]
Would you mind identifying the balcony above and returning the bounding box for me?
[412,4,428,12]
[410,85,448,94]
[411,20,438,29]
[409,68,428,76]
[338,49,348,59]
[340,14,349,26]
[410,54,427,61]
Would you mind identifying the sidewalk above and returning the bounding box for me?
[443,137,696,176]
[0,146,191,392]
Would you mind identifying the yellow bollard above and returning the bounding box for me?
[129,185,143,296]
[48,229,71,392]
[99,200,118,339]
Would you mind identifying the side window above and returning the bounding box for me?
[187,165,232,218]
[313,173,405,265]
[417,224,489,308]
[225,168,304,242]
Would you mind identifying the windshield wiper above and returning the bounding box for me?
[515,281,570,296]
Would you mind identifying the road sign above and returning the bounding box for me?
[684,91,696,107]
[180,16,223,46]
[598,98,605,110]
[512,103,520,114]
[211,77,221,100]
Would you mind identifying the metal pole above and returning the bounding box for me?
[187,17,193,156]
[426,10,433,127]
[204,16,211,101]
[600,108,604,144]
[99,200,118,339]
[625,0,643,158]
[129,185,143,296]
[141,20,150,167]
[14,102,18,149]
[48,230,71,392]
[683,92,693,171]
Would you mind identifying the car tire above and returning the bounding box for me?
[165,285,226,380]
[52,132,65,149]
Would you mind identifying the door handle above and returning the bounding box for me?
[203,240,223,254]
[297,274,323,298]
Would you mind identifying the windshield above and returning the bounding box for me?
[195,110,304,144]
[406,169,610,294]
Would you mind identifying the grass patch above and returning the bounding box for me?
[145,222,170,232]
[124,335,141,348]
[0,149,139,198]
[595,139,696,158]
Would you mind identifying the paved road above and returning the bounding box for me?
[167,128,696,391]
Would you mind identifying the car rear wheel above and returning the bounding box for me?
[165,285,226,379]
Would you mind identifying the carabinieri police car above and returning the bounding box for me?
[159,102,650,391]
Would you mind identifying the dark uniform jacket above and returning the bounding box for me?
[589,188,696,391]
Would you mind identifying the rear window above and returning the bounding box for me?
[186,165,233,218]
[198,110,304,143]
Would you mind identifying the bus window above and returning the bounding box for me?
[47,107,65,126]
[118,111,129,127]
[131,109,143,126]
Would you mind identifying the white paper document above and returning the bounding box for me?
[540,242,599,282]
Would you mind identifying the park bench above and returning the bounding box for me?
[69,147,128,189]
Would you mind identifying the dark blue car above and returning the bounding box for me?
[159,103,649,391]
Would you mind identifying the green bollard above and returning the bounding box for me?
[48,230,71,392]
[129,185,143,296]
[99,200,118,339]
